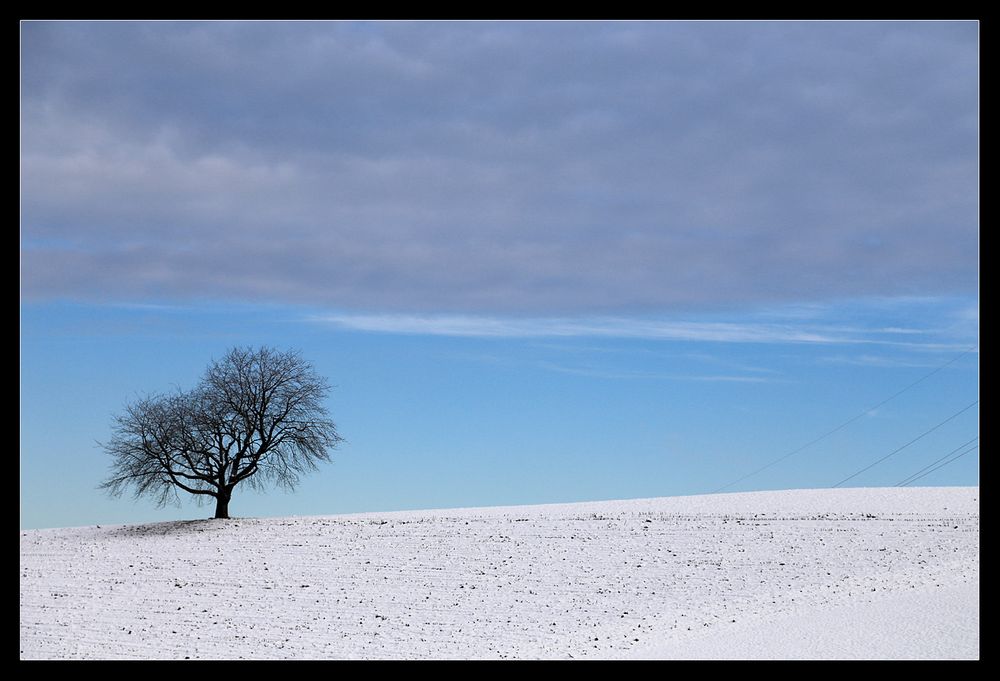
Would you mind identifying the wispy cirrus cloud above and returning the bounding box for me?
[533,360,779,382]
[309,310,972,350]
[818,353,973,369]
[310,313,838,343]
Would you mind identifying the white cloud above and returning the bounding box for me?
[310,313,839,342]
[533,361,779,382]
[309,311,972,350]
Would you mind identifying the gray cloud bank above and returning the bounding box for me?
[21,21,978,313]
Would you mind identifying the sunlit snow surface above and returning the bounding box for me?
[20,487,978,660]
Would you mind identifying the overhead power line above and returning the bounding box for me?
[711,346,976,494]
[896,438,979,487]
[832,400,979,488]
[898,445,977,487]
[894,436,979,487]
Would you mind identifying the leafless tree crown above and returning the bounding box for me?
[101,346,343,518]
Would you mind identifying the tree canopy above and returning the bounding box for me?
[101,346,343,519]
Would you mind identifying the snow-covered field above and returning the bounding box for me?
[20,487,978,660]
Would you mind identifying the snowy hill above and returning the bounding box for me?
[19,487,979,660]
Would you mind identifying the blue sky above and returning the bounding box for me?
[20,21,978,529]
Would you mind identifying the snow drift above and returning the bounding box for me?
[20,487,978,660]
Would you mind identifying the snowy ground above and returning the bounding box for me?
[20,487,978,660]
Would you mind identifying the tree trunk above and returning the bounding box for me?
[214,493,231,519]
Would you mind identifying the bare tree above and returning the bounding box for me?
[101,347,344,519]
